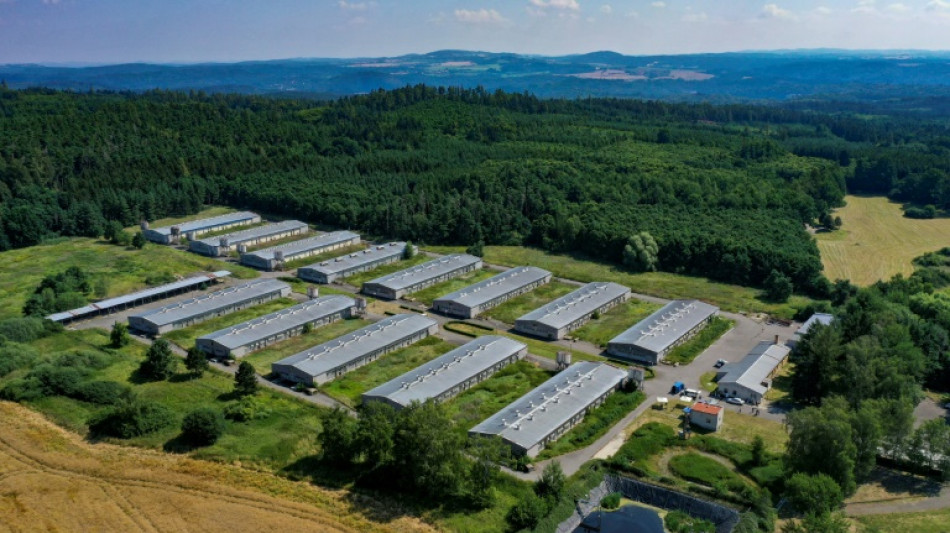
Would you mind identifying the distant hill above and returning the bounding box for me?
[4,49,950,105]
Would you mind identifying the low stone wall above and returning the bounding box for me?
[557,475,740,533]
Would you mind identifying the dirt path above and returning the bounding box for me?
[846,487,950,516]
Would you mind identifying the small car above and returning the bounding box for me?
[714,359,727,368]
[726,397,744,405]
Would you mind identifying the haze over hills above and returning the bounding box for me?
[4,49,950,106]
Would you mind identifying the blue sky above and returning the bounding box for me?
[1,0,949,64]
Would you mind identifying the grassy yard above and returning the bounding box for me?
[162,297,298,349]
[854,509,950,533]
[625,404,788,453]
[425,245,811,319]
[668,452,751,489]
[764,362,795,403]
[319,337,457,408]
[699,371,718,393]
[572,298,663,347]
[0,236,260,321]
[443,360,555,433]
[816,195,950,285]
[9,329,326,469]
[275,275,361,298]
[344,253,432,287]
[482,281,576,324]
[535,389,645,460]
[242,318,374,373]
[664,317,734,365]
[409,268,498,306]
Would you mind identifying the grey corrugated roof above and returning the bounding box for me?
[433,267,550,308]
[718,341,790,395]
[272,313,438,378]
[198,294,355,350]
[363,336,526,407]
[192,220,308,247]
[609,300,720,354]
[796,313,835,336]
[149,211,259,237]
[365,254,482,292]
[128,279,289,328]
[469,361,627,450]
[516,282,630,330]
[241,231,360,261]
[300,242,407,275]
[45,271,232,322]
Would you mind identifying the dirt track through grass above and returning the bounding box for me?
[816,196,950,285]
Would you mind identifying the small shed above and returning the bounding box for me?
[688,402,724,431]
[655,396,669,409]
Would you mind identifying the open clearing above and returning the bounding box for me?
[0,401,432,533]
[816,195,950,285]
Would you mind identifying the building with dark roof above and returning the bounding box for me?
[362,254,483,300]
[239,231,361,271]
[715,340,791,405]
[298,242,409,284]
[432,267,551,319]
[513,282,630,340]
[606,300,720,365]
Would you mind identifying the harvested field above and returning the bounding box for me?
[0,401,433,533]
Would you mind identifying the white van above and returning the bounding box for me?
[684,388,701,398]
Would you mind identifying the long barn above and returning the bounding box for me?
[188,220,309,257]
[514,282,630,340]
[362,254,482,300]
[142,211,260,244]
[128,278,291,335]
[196,295,356,358]
[607,300,720,365]
[239,231,361,271]
[298,242,409,284]
[432,266,551,319]
[271,313,439,386]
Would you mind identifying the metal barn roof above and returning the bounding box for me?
[148,211,259,237]
[128,278,289,328]
[241,231,360,261]
[300,242,407,275]
[363,336,526,407]
[717,341,791,395]
[46,271,232,322]
[796,313,835,336]
[192,219,308,247]
[433,267,550,308]
[516,282,630,330]
[469,361,627,451]
[272,313,438,379]
[365,254,482,292]
[198,294,355,350]
[609,300,720,355]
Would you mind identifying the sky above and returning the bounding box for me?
[1,0,950,64]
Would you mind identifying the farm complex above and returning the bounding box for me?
[514,282,630,340]
[239,231,361,271]
[141,211,261,244]
[188,220,309,257]
[432,266,552,318]
[362,253,483,299]
[606,300,720,365]
[298,242,408,284]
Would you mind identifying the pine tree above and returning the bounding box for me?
[234,361,257,397]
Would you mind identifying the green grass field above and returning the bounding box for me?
[242,318,374,373]
[409,268,498,306]
[162,297,298,349]
[343,253,432,287]
[854,508,950,533]
[482,281,577,324]
[572,298,663,347]
[426,246,810,319]
[816,195,950,285]
[535,390,645,460]
[319,336,457,407]
[0,236,260,321]
[10,329,325,468]
[443,360,554,433]
[668,452,750,489]
[664,317,734,365]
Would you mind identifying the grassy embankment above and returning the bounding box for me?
[572,298,663,347]
[816,195,950,286]
[425,245,812,319]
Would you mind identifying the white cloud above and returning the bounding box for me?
[455,8,508,24]
[762,4,796,19]
[337,0,371,11]
[529,0,581,10]
[886,3,910,12]
[600,4,612,14]
[926,0,950,9]
[682,11,707,22]
[651,1,666,7]
[815,6,832,15]
[625,10,639,17]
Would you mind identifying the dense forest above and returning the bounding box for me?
[1,85,949,293]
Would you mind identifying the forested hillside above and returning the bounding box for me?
[1,85,947,292]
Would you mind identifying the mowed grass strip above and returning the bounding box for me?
[443,360,555,433]
[409,268,498,306]
[664,316,734,365]
[572,298,663,347]
[854,508,950,533]
[243,318,374,373]
[344,254,432,287]
[535,390,645,460]
[816,195,950,286]
[162,297,299,349]
[320,336,457,408]
[426,245,811,319]
[0,237,259,321]
[625,404,788,453]
[482,281,577,324]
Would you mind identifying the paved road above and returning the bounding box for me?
[846,485,950,516]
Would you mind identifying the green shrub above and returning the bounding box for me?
[506,492,548,531]
[0,317,59,342]
[600,492,621,510]
[0,377,45,402]
[76,381,130,405]
[89,398,175,438]
[664,510,715,533]
[608,422,677,474]
[181,408,225,446]
[223,396,272,422]
[55,349,114,370]
[28,364,87,397]
[0,342,37,377]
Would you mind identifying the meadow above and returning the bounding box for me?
[816,195,950,285]
[572,298,663,347]
[482,281,578,324]
[409,268,499,306]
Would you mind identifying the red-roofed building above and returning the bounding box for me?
[689,402,724,431]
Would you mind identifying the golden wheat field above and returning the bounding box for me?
[816,196,950,286]
[0,401,433,533]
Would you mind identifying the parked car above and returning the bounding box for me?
[714,359,727,368]
[726,397,744,405]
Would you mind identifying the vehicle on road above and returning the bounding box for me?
[714,359,727,368]
[684,388,701,398]
[726,397,744,405]
[671,381,685,394]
